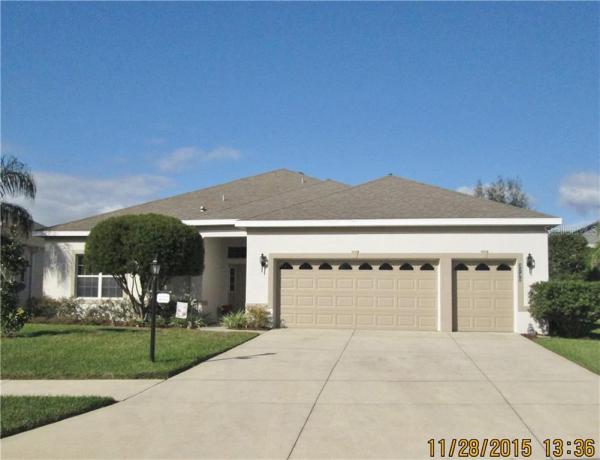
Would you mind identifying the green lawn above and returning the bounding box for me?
[1,323,257,379]
[1,396,115,438]
[533,324,600,375]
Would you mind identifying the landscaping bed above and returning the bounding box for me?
[1,323,257,379]
[1,395,115,438]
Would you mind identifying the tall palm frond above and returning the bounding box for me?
[0,155,36,200]
[0,155,37,235]
[1,202,34,235]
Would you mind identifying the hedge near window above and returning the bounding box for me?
[529,280,600,337]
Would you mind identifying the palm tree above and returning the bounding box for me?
[0,155,36,235]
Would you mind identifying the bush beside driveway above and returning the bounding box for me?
[1,323,257,379]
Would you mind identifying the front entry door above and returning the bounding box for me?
[228,265,246,311]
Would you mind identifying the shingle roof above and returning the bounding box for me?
[47,170,554,232]
[48,169,336,231]
[246,175,554,220]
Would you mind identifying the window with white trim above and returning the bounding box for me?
[76,255,123,298]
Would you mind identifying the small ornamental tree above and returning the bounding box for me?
[85,214,204,319]
[548,233,590,280]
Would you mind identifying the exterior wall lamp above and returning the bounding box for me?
[526,253,535,270]
[260,253,268,273]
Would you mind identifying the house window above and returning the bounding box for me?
[229,268,235,292]
[76,255,122,298]
[228,247,247,259]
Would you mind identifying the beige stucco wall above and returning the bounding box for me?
[245,226,550,333]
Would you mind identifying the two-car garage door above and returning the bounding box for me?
[278,259,515,332]
[279,260,438,330]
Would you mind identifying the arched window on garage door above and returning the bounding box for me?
[319,262,333,270]
[299,262,313,270]
[420,263,435,271]
[359,263,373,270]
[339,262,352,270]
[475,263,490,271]
[454,263,468,271]
[280,262,293,270]
[379,263,393,271]
[399,263,414,271]
[497,263,512,271]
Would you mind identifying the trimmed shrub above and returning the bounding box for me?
[27,297,137,325]
[246,307,270,329]
[221,311,247,330]
[529,280,600,337]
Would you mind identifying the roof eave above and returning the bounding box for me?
[235,217,562,228]
[34,217,562,237]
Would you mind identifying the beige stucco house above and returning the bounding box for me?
[36,169,561,333]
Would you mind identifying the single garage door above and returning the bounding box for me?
[453,261,514,332]
[279,260,438,330]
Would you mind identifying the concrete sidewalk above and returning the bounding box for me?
[0,380,162,401]
[1,329,598,459]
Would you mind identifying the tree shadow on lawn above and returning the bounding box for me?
[17,327,146,339]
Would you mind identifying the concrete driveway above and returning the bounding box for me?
[2,329,598,459]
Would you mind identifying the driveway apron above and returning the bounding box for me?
[1,329,597,459]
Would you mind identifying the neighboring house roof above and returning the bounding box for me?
[246,175,554,221]
[47,169,337,231]
[577,221,599,247]
[44,170,556,233]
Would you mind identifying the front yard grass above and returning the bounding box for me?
[1,396,115,438]
[1,323,257,379]
[533,324,600,375]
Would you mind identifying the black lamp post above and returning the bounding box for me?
[149,258,160,362]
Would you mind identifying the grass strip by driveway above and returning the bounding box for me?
[1,395,115,438]
[532,324,600,375]
[1,323,257,379]
[533,335,600,374]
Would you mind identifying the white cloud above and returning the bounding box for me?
[456,185,475,195]
[559,172,600,216]
[158,146,241,172]
[10,171,173,226]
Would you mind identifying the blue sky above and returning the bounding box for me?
[2,2,598,226]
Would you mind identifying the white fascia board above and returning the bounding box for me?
[34,230,90,237]
[199,230,247,238]
[235,218,563,228]
[182,219,238,226]
[35,219,239,237]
